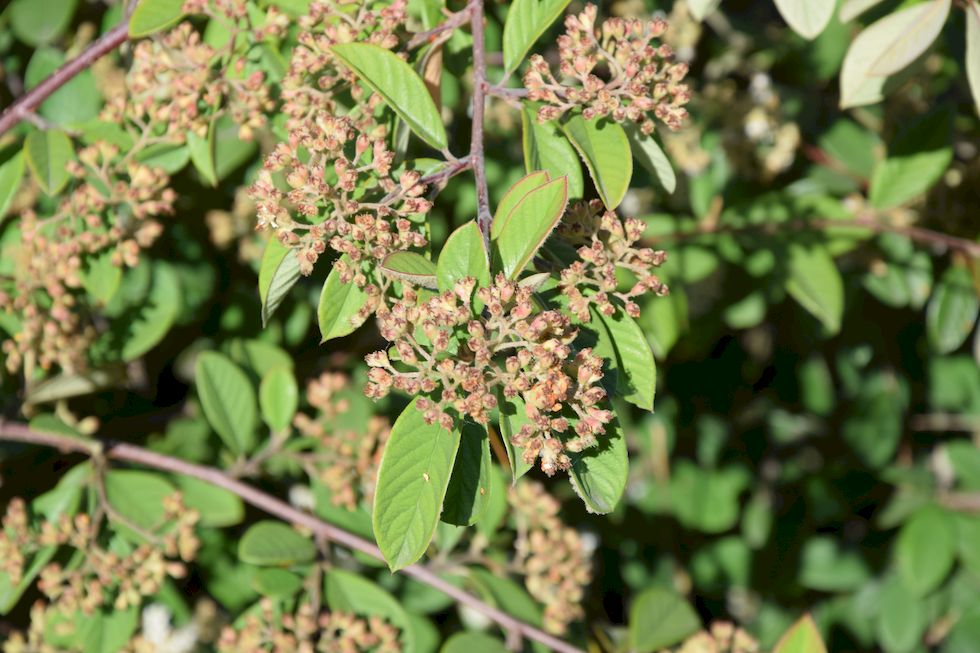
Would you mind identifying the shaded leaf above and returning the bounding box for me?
[896,505,956,597]
[196,351,259,454]
[10,0,77,46]
[326,569,417,653]
[785,245,844,334]
[629,587,702,653]
[869,108,953,210]
[625,125,676,194]
[927,265,979,354]
[441,632,509,653]
[120,262,182,361]
[259,367,299,433]
[24,129,74,196]
[442,422,491,526]
[497,393,535,482]
[591,306,657,411]
[258,237,301,327]
[568,412,628,514]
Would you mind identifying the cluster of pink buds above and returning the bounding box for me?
[524,4,691,133]
[249,113,430,279]
[558,199,669,321]
[364,274,613,476]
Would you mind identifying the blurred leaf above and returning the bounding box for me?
[869,108,953,210]
[380,251,439,288]
[24,129,74,196]
[442,422,491,526]
[773,615,827,653]
[372,398,460,571]
[104,470,175,536]
[927,265,979,354]
[502,0,572,73]
[326,568,418,653]
[441,632,508,653]
[238,521,316,565]
[318,256,370,342]
[774,0,835,39]
[896,505,955,597]
[521,110,584,199]
[187,127,218,187]
[876,576,926,653]
[494,176,568,279]
[671,462,748,533]
[799,538,870,592]
[688,0,722,21]
[251,568,303,597]
[562,116,632,210]
[629,587,701,653]
[129,0,185,37]
[81,250,122,306]
[817,119,881,179]
[868,0,950,76]
[968,2,980,116]
[840,0,886,22]
[785,245,844,334]
[172,475,244,528]
[259,367,298,433]
[0,152,24,221]
[24,48,101,127]
[10,0,77,46]
[196,351,259,454]
[258,237,301,327]
[331,43,448,150]
[569,413,628,514]
[120,262,182,361]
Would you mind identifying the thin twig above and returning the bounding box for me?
[468,0,493,249]
[0,22,130,137]
[407,7,474,49]
[0,421,586,653]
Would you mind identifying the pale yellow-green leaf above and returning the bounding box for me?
[774,0,835,39]
[967,2,980,117]
[839,0,885,22]
[868,0,950,76]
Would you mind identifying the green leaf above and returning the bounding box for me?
[896,505,956,597]
[24,48,101,127]
[521,108,584,199]
[840,0,949,108]
[869,108,953,210]
[773,615,828,653]
[562,115,632,210]
[625,125,676,194]
[441,422,491,526]
[773,0,835,40]
[818,119,881,179]
[926,265,979,354]
[568,412,628,514]
[172,475,244,527]
[104,470,175,536]
[968,2,980,117]
[258,237,301,327]
[670,462,748,533]
[252,568,303,597]
[9,0,77,46]
[129,0,185,37]
[331,43,447,150]
[196,351,259,454]
[318,257,371,342]
[326,569,417,652]
[441,632,509,653]
[591,306,656,411]
[135,142,190,174]
[81,250,122,306]
[502,0,573,73]
[372,398,461,571]
[629,587,702,653]
[119,261,182,361]
[187,127,218,187]
[494,176,569,279]
[785,245,844,334]
[877,575,926,653]
[238,520,317,566]
[380,251,439,288]
[437,222,491,292]
[259,367,299,433]
[0,152,25,220]
[497,393,535,482]
[24,129,74,196]
[491,170,551,240]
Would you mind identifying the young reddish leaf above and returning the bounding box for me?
[494,176,569,279]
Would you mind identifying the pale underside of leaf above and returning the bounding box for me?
[774,0,835,40]
[867,0,950,77]
[967,2,980,117]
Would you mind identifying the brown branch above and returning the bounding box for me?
[407,7,474,49]
[0,420,586,653]
[0,22,130,137]
[468,0,493,249]
[651,215,980,258]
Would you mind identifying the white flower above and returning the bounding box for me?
[141,604,198,653]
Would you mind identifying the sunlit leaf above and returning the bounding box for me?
[774,0,835,40]
[966,2,980,117]
[773,615,828,653]
[562,115,632,210]
[491,170,551,240]
[318,257,370,342]
[494,176,569,279]
[258,238,301,327]
[502,0,572,73]
[437,221,491,293]
[380,251,439,288]
[129,0,185,37]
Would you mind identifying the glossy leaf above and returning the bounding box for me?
[502,0,572,73]
[441,422,491,526]
[562,115,632,210]
[380,251,439,288]
[568,413,628,514]
[437,221,491,292]
[625,125,676,194]
[926,265,979,354]
[372,398,460,570]
[196,351,259,454]
[494,176,569,279]
[774,0,835,39]
[785,245,844,334]
[238,521,316,566]
[129,0,185,37]
[521,108,584,199]
[258,237,301,327]
[259,367,299,433]
[331,43,447,150]
[318,257,370,342]
[491,170,551,239]
[629,587,701,653]
[24,129,74,196]
[592,306,657,411]
[773,615,828,653]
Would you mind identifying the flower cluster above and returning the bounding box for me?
[293,372,391,510]
[365,275,612,475]
[216,598,401,653]
[281,0,409,130]
[0,494,198,619]
[668,622,759,653]
[558,199,669,321]
[0,141,175,375]
[524,3,691,133]
[509,481,593,635]
[249,113,430,279]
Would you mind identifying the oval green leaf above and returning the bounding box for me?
[896,505,956,597]
[568,411,628,514]
[441,632,509,653]
[129,0,185,38]
[441,422,491,526]
[629,587,702,653]
[258,237,301,327]
[318,257,371,342]
[259,367,299,433]
[494,176,569,279]
[0,152,25,220]
[591,305,657,411]
[196,351,259,454]
[926,265,979,354]
[238,520,317,566]
[625,125,676,194]
[785,245,844,334]
[437,221,491,292]
[326,568,417,652]
[502,0,573,73]
[380,251,439,288]
[521,107,584,199]
[562,115,632,210]
[119,262,182,361]
[491,170,551,240]
[24,129,74,196]
[172,475,245,528]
